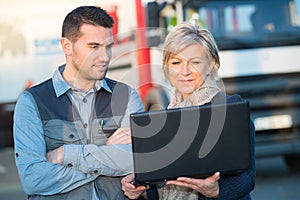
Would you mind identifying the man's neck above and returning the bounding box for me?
[62,65,95,92]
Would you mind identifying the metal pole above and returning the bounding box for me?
[175,0,184,24]
[135,0,153,102]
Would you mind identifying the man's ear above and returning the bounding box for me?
[61,37,72,56]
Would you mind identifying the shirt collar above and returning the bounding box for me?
[52,64,70,97]
[52,64,112,97]
[101,78,112,93]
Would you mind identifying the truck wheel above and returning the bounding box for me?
[284,154,300,172]
[145,87,169,111]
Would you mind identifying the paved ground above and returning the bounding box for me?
[1,147,300,199]
[0,147,26,199]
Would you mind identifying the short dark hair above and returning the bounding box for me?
[62,6,114,42]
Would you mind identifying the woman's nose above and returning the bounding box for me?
[181,61,192,75]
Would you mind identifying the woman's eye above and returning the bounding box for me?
[170,59,181,65]
[171,61,180,65]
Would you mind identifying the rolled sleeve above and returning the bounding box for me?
[14,92,97,195]
[62,144,133,176]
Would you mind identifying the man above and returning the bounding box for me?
[13,6,143,199]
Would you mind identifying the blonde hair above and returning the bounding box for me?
[162,22,220,81]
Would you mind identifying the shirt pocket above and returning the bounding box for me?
[44,120,86,151]
[92,117,121,145]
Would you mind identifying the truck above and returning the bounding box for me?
[1,0,300,171]
[174,0,300,171]
[108,0,300,171]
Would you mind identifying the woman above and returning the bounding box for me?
[122,22,255,199]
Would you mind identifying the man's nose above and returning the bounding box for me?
[97,48,110,62]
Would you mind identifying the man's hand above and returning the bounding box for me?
[166,172,220,198]
[106,127,131,145]
[46,146,63,164]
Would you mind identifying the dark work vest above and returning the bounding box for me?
[27,77,130,200]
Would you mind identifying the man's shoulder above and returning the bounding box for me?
[27,78,53,95]
[29,78,52,90]
[104,77,126,85]
[104,77,132,90]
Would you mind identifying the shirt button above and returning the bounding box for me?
[93,170,99,174]
[83,123,88,128]
[67,163,73,167]
[83,98,87,103]
[69,134,74,139]
[15,153,19,158]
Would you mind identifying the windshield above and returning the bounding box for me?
[184,0,300,50]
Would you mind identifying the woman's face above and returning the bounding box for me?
[167,43,213,100]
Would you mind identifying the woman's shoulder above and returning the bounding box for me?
[211,92,245,104]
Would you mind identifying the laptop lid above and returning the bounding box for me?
[130,101,251,186]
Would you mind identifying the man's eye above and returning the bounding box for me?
[91,45,99,49]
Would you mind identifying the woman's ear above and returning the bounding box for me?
[164,66,174,86]
[207,60,216,75]
[61,37,72,56]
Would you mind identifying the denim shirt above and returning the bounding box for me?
[13,65,144,198]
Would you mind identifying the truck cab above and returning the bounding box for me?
[108,0,300,170]
[158,0,300,170]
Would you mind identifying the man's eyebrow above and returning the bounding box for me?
[87,41,114,46]
[107,41,115,46]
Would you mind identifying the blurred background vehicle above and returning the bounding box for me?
[109,0,300,171]
[1,0,300,171]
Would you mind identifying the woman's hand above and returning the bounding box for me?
[121,174,148,199]
[166,172,220,198]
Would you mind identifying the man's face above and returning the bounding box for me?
[71,24,114,82]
